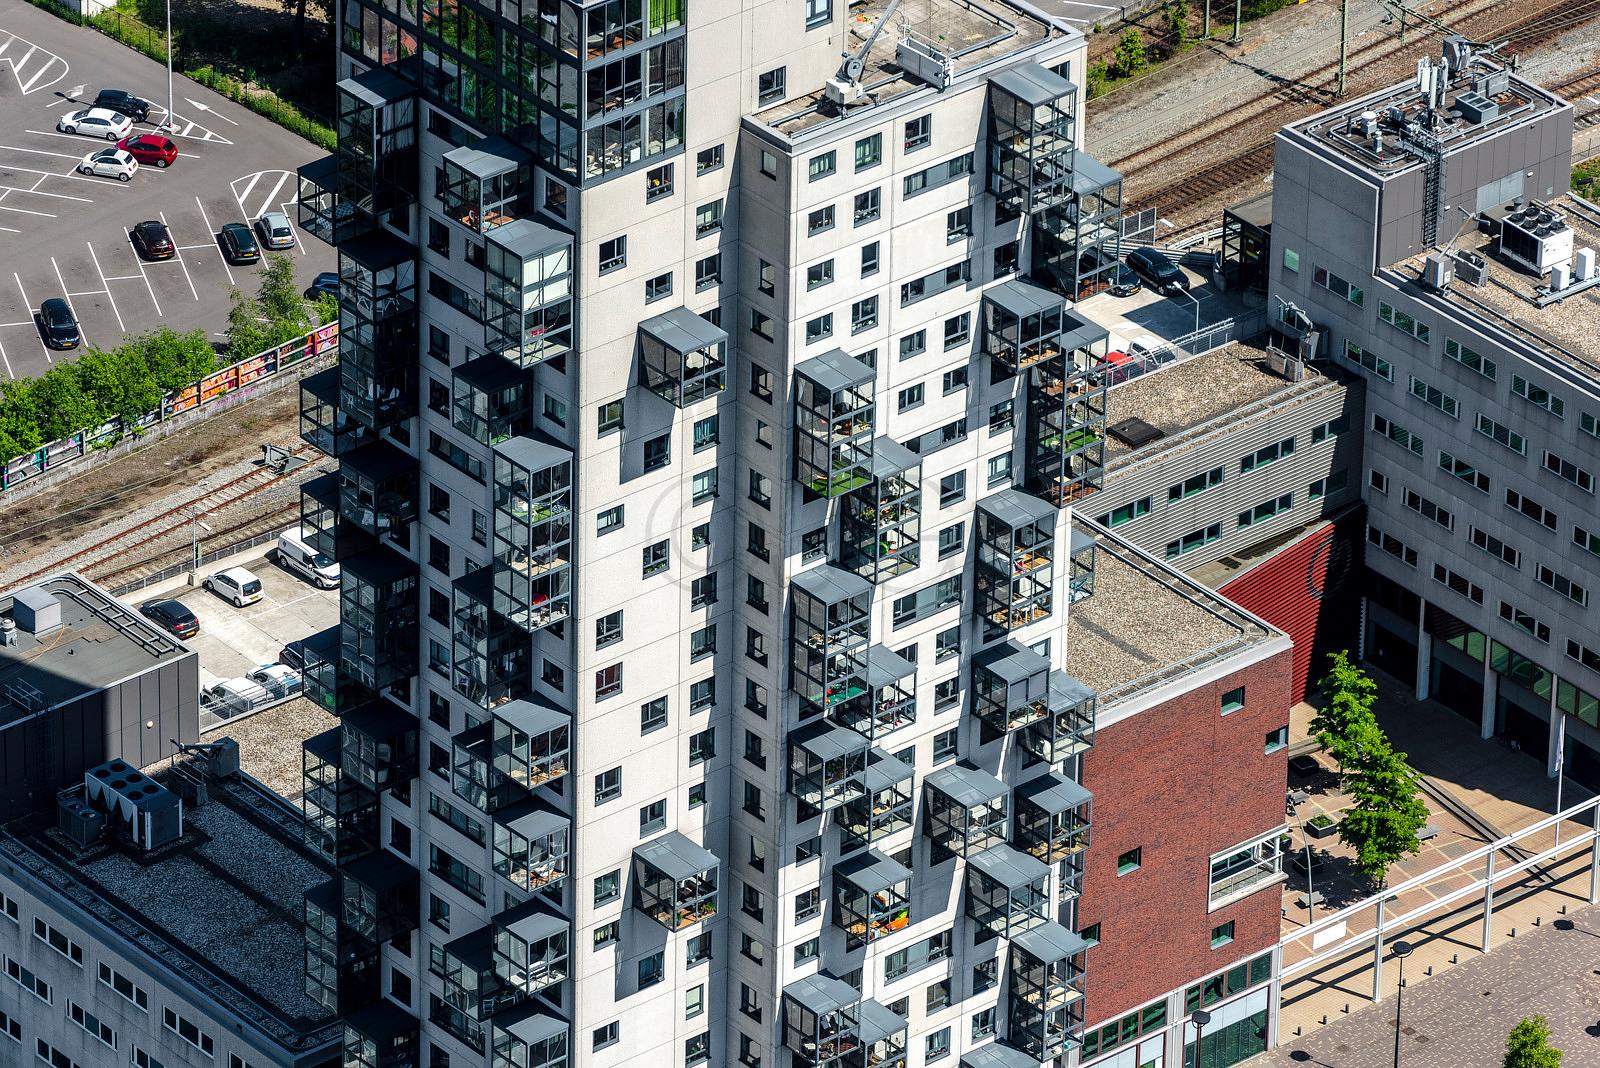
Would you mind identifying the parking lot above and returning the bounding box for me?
[0,3,334,378]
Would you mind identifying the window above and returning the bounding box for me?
[1237,493,1293,528]
[749,309,774,342]
[637,950,665,990]
[943,314,971,349]
[1500,600,1550,643]
[1341,340,1392,380]
[903,153,975,198]
[743,780,766,819]
[687,931,713,965]
[1469,526,1520,568]
[686,1034,712,1068]
[1576,526,1600,557]
[807,259,835,290]
[989,399,1014,433]
[808,151,836,181]
[804,315,833,345]
[897,383,925,413]
[1538,565,1588,606]
[691,469,718,503]
[805,0,831,26]
[1403,488,1454,530]
[1476,413,1526,455]
[641,696,669,734]
[643,539,671,576]
[926,978,952,1011]
[1513,374,1564,417]
[1098,497,1152,528]
[596,664,623,699]
[163,1009,214,1056]
[935,626,961,663]
[597,400,625,436]
[599,235,626,274]
[693,414,719,451]
[97,962,148,1010]
[597,505,625,535]
[1210,920,1236,948]
[1441,336,1497,379]
[740,933,764,964]
[1544,450,1594,492]
[741,883,766,922]
[1367,523,1418,567]
[67,1002,115,1049]
[861,242,880,276]
[807,205,835,236]
[692,522,712,551]
[851,296,878,334]
[855,133,882,170]
[1220,687,1245,715]
[690,624,717,661]
[1378,301,1430,342]
[1308,470,1348,499]
[595,767,622,804]
[690,573,719,611]
[1312,264,1363,305]
[686,985,706,1018]
[593,1023,619,1050]
[904,114,931,152]
[5,957,48,1003]
[939,472,966,507]
[644,433,671,472]
[1372,412,1423,456]
[33,919,82,965]
[745,627,768,666]
[987,453,1013,488]
[1282,247,1300,271]
[695,201,724,240]
[1439,451,1489,492]
[947,205,973,242]
[689,727,716,764]
[794,886,822,921]
[937,522,964,560]
[899,330,927,360]
[994,242,1019,277]
[758,67,786,104]
[971,1007,997,1040]
[1505,486,1557,530]
[1265,725,1289,753]
[933,727,958,762]
[802,527,828,562]
[1409,375,1459,417]
[747,522,770,561]
[1165,523,1222,559]
[696,144,724,173]
[794,938,820,966]
[1239,436,1296,473]
[758,149,777,179]
[639,798,667,835]
[925,1028,951,1062]
[645,271,673,302]
[1117,847,1142,875]
[853,187,881,225]
[646,163,674,202]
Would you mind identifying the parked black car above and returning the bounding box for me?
[131,220,175,260]
[38,298,80,350]
[219,221,260,264]
[141,599,200,639]
[1126,247,1189,296]
[92,88,151,123]
[278,639,306,671]
[303,271,339,299]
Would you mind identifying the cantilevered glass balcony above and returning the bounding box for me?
[632,831,720,931]
[304,881,379,1015]
[924,764,1009,861]
[1025,312,1109,507]
[1012,772,1091,897]
[987,62,1076,217]
[339,440,418,539]
[841,437,922,585]
[960,1041,1046,1068]
[492,437,573,633]
[1019,673,1097,763]
[975,490,1057,640]
[454,354,532,446]
[828,645,916,741]
[1007,921,1089,1061]
[638,306,727,407]
[443,137,534,234]
[833,848,912,948]
[492,798,570,893]
[492,696,571,792]
[788,720,869,814]
[1069,527,1096,604]
[493,898,569,996]
[344,1000,419,1068]
[338,231,418,431]
[486,220,574,369]
[965,844,1050,939]
[783,975,863,1068]
[982,280,1066,378]
[972,641,1051,739]
[491,1005,569,1068]
[795,349,875,499]
[301,366,373,457]
[791,565,873,717]
[452,722,531,816]
[838,748,914,848]
[302,727,378,865]
[301,472,374,563]
[453,567,531,711]
[340,849,419,950]
[861,1000,908,1068]
[334,68,417,228]
[297,154,361,247]
[1034,154,1126,300]
[339,547,419,690]
[302,624,373,715]
[341,700,419,794]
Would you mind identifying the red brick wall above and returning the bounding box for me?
[1075,648,1291,1026]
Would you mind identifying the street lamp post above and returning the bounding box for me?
[1191,1008,1212,1068]
[164,0,174,134]
[1391,940,1414,1068]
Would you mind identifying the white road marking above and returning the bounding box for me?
[0,338,12,379]
[159,210,201,301]
[232,169,294,223]
[0,32,68,96]
[184,98,239,125]
[124,230,165,319]
[193,195,236,288]
[51,257,87,350]
[0,225,20,235]
[86,242,126,334]
[144,104,235,145]
[101,274,140,282]
[14,272,49,361]
[0,183,92,203]
[0,158,110,186]
[0,202,55,218]
[0,144,87,160]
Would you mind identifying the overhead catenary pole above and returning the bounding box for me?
[1337,0,1349,96]
[1230,0,1242,44]
[1202,0,1210,40]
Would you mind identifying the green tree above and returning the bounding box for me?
[225,287,272,364]
[30,367,104,442]
[1504,1016,1562,1068]
[1086,59,1110,99]
[73,346,162,425]
[1311,650,1379,769]
[0,380,43,460]
[128,326,219,392]
[1112,29,1148,79]
[1162,0,1192,47]
[1337,721,1428,887]
[259,253,308,328]
[312,290,339,327]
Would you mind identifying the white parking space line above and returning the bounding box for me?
[0,225,20,235]
[0,144,89,160]
[51,257,88,350]
[0,183,91,203]
[0,32,68,96]
[0,339,12,379]
[0,201,55,219]
[13,273,49,362]
[124,231,165,319]
[193,195,237,288]
[233,170,294,224]
[86,242,126,334]
[159,210,201,301]
[0,159,106,187]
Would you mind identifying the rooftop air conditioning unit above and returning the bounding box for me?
[1451,248,1488,286]
[84,760,184,852]
[56,795,105,850]
[1423,253,1454,290]
[0,617,14,647]
[1500,202,1573,273]
[1574,247,1595,282]
[1550,262,1571,292]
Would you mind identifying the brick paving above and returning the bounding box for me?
[1254,904,1600,1067]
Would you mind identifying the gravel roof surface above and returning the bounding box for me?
[1105,342,1293,456]
[222,697,340,802]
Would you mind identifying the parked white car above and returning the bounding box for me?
[204,566,263,607]
[78,148,138,182]
[255,210,296,250]
[58,107,134,140]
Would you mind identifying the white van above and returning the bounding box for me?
[277,528,340,588]
[247,663,303,699]
[204,677,272,717]
[204,566,264,607]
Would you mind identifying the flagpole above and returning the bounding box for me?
[1555,713,1567,846]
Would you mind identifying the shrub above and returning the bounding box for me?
[187,66,336,151]
[1111,29,1149,79]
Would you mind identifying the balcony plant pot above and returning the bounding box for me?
[1306,814,1338,840]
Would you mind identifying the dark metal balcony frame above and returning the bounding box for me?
[343,995,420,1068]
[302,727,379,865]
[340,848,420,949]
[1069,527,1096,604]
[341,699,420,794]
[860,999,909,1068]
[975,490,1057,640]
[304,881,379,1015]
[1007,921,1089,1061]
[795,349,876,500]
[338,230,419,431]
[782,974,863,1068]
[339,547,419,691]
[493,436,574,633]
[638,305,728,407]
[925,764,1010,862]
[297,153,366,247]
[454,353,533,446]
[828,644,917,741]
[492,696,572,792]
[982,279,1066,379]
[453,721,535,816]
[1032,152,1125,301]
[440,926,523,1032]
[987,62,1077,217]
[301,472,375,564]
[837,747,914,848]
[491,1003,569,1068]
[492,797,571,893]
[335,68,418,222]
[493,898,570,996]
[791,564,873,715]
[443,136,535,234]
[1025,313,1110,508]
[972,641,1051,740]
[833,848,912,949]
[788,719,870,815]
[486,219,574,369]
[301,366,373,458]
[1011,772,1092,884]
[339,440,419,539]
[1019,673,1097,764]
[841,436,922,585]
[302,623,373,715]
[965,843,1050,940]
[632,830,720,932]
[453,567,532,712]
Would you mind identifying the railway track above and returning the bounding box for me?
[1552,65,1600,129]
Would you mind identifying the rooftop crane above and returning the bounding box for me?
[824,0,903,108]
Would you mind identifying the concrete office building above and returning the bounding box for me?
[292,0,1297,1064]
[1268,44,1600,777]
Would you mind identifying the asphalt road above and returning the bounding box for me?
[0,1,335,379]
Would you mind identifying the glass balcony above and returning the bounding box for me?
[453,568,531,711]
[343,1000,419,1068]
[340,849,419,950]
[492,436,574,633]
[1069,527,1096,604]
[438,926,524,1040]
[492,798,570,893]
[297,153,363,247]
[788,720,869,814]
[975,490,1057,640]
[860,1000,908,1068]
[828,645,916,741]
[965,844,1050,939]
[302,727,378,865]
[486,220,574,369]
[791,564,872,715]
[339,440,418,539]
[454,354,532,446]
[1033,154,1126,301]
[339,547,419,690]
[782,974,863,1068]
[341,699,419,795]
[452,722,534,816]
[1007,921,1089,1061]
[301,366,373,457]
[987,62,1076,217]
[338,230,418,431]
[1025,312,1109,507]
[638,306,727,407]
[795,349,875,499]
[833,848,911,948]
[972,641,1051,739]
[632,830,720,931]
[302,624,373,715]
[840,437,922,585]
[837,748,914,848]
[301,473,374,564]
[1019,673,1097,764]
[960,1042,1044,1068]
[334,68,417,227]
[1011,773,1092,885]
[924,764,1009,862]
[493,898,569,996]
[304,880,379,1014]
[982,280,1066,378]
[492,696,571,792]
[443,137,534,234]
[491,1004,569,1068]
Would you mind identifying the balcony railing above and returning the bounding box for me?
[795,350,875,500]
[633,831,720,932]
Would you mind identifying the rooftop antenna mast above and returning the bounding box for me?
[825,0,905,108]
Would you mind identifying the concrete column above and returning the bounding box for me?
[1414,615,1432,702]
[1480,653,1496,741]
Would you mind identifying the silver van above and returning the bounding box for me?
[276,528,340,588]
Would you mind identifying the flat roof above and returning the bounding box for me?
[212,697,339,801]
[1388,192,1600,377]
[752,0,1060,137]
[1065,523,1279,709]
[1,771,339,1054]
[0,574,192,724]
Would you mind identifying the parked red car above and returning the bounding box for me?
[116,133,179,168]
